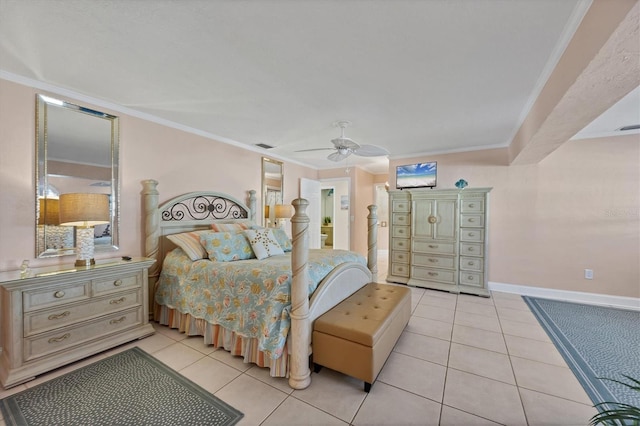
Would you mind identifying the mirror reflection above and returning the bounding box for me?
[261,157,283,227]
[36,94,119,258]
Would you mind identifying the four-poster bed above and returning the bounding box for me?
[141,180,378,389]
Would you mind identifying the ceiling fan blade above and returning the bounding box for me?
[327,151,351,162]
[352,144,390,157]
[331,137,359,150]
[295,147,334,153]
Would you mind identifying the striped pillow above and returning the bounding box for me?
[210,222,250,232]
[166,230,211,261]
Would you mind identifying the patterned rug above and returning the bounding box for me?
[523,296,640,412]
[0,347,243,426]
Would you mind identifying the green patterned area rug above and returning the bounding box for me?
[0,347,243,426]
[523,296,640,413]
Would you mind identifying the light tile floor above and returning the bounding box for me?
[0,258,599,425]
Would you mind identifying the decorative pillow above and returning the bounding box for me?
[200,232,255,262]
[271,228,293,252]
[166,230,211,261]
[210,222,250,232]
[243,228,285,260]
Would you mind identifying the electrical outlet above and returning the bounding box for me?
[584,269,593,280]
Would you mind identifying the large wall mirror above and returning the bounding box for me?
[261,157,283,227]
[36,94,120,258]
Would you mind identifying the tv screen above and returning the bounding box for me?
[396,162,437,189]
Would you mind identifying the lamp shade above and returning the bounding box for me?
[38,198,60,225]
[274,204,293,219]
[264,205,270,219]
[59,193,110,226]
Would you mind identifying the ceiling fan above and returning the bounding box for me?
[297,120,389,162]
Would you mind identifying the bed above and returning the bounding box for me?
[141,179,379,389]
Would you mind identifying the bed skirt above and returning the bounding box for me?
[154,304,289,377]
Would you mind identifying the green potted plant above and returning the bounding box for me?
[590,375,640,425]
[323,216,332,225]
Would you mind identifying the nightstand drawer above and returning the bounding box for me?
[93,272,141,296]
[24,289,142,337]
[24,306,144,362]
[23,282,91,312]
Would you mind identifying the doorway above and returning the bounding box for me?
[320,178,350,250]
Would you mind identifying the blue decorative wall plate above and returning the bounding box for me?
[455,179,468,189]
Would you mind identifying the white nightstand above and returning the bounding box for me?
[0,257,155,388]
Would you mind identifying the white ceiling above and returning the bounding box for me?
[0,0,636,174]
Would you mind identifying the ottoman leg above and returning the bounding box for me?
[364,382,372,393]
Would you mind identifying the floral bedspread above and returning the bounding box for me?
[155,248,367,359]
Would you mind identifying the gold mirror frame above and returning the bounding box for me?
[261,157,283,227]
[35,94,120,258]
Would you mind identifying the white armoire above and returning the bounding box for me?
[386,188,492,297]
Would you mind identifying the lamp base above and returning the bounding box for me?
[75,258,96,267]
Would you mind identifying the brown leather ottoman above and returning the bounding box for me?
[312,283,411,392]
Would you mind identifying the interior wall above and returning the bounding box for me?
[389,137,640,299]
[0,78,318,271]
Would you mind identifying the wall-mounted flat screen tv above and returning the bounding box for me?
[396,162,437,189]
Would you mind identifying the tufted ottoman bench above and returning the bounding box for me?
[312,283,411,392]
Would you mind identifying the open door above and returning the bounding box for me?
[299,178,321,249]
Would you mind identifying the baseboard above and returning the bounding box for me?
[488,281,640,311]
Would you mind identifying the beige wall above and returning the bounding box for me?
[390,135,640,298]
[0,78,319,271]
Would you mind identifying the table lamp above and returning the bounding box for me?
[59,193,110,266]
[274,204,294,228]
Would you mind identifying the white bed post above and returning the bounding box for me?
[367,204,378,283]
[248,190,257,223]
[142,179,160,316]
[289,198,312,390]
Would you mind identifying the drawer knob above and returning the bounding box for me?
[469,203,475,208]
[54,291,65,299]
[428,258,438,263]
[48,333,70,344]
[398,242,404,247]
[428,244,438,249]
[48,311,70,320]
[398,255,404,259]
[468,232,475,237]
[113,279,123,287]
[428,272,438,276]
[468,218,475,222]
[468,247,475,251]
[468,275,474,280]
[110,316,126,325]
[468,261,475,266]
[428,216,437,224]
[399,229,404,234]
[110,297,126,305]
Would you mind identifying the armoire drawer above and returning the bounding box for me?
[459,272,484,288]
[460,229,484,242]
[460,214,484,228]
[392,200,411,212]
[392,226,410,238]
[392,213,410,226]
[392,238,410,251]
[411,267,455,284]
[460,199,484,213]
[392,251,410,264]
[413,240,456,255]
[460,256,483,272]
[460,242,484,257]
[412,253,455,270]
[391,263,410,277]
